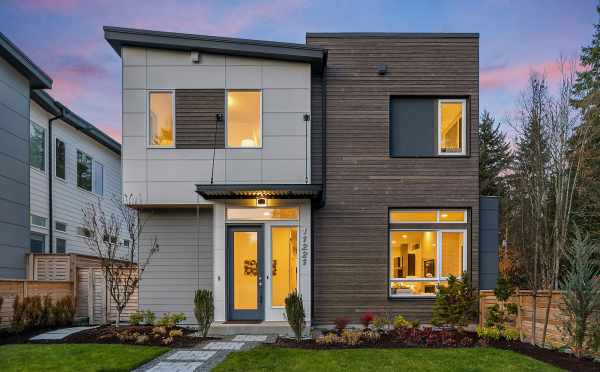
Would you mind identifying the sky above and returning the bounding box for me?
[1,0,597,143]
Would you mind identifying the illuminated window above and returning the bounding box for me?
[227,208,299,221]
[227,90,261,148]
[149,91,174,146]
[271,227,298,307]
[389,210,467,297]
[438,99,466,155]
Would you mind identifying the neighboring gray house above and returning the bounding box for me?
[0,32,52,278]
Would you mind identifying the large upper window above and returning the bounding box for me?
[389,97,467,157]
[77,150,93,192]
[438,99,466,155]
[226,90,262,148]
[389,209,467,297]
[55,138,66,180]
[30,122,45,171]
[149,91,174,147]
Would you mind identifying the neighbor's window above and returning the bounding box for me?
[271,227,298,307]
[389,209,467,297]
[438,99,466,155]
[30,122,45,171]
[149,91,174,146]
[56,238,66,254]
[55,138,66,180]
[93,161,103,195]
[77,150,93,192]
[31,214,47,228]
[226,90,261,148]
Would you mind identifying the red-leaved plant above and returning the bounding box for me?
[333,317,351,332]
[360,311,375,328]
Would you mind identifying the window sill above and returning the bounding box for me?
[147,145,176,149]
[388,295,436,300]
[31,167,47,176]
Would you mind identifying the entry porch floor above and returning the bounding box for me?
[208,321,293,337]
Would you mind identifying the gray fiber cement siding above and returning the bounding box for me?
[0,56,30,278]
[139,208,213,324]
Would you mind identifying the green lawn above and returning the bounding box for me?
[214,346,563,372]
[0,344,168,372]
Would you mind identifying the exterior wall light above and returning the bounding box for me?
[256,197,267,207]
[376,64,387,75]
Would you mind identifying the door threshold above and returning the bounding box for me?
[223,320,263,324]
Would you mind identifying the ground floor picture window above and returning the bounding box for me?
[389,209,467,297]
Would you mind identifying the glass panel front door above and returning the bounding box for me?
[227,225,264,320]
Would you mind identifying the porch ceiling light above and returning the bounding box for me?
[256,197,267,207]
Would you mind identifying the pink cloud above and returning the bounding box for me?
[481,60,579,91]
[17,0,80,10]
[96,123,122,143]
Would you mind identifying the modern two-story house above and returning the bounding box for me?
[105,27,496,329]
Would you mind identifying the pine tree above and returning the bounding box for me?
[479,110,512,196]
[572,6,600,239]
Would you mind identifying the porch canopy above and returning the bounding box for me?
[195,184,322,201]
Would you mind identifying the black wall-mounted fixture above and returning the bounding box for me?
[376,64,388,75]
[303,113,310,122]
[216,112,224,121]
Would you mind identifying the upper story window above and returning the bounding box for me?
[149,91,174,147]
[438,99,466,155]
[226,90,262,148]
[389,97,467,157]
[55,138,66,180]
[30,122,45,171]
[93,161,103,196]
[77,150,93,192]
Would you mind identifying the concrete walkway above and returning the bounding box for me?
[29,326,97,341]
[136,334,276,372]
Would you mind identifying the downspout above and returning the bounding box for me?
[320,54,327,208]
[48,105,66,254]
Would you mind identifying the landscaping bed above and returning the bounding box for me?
[274,328,599,372]
[58,324,212,348]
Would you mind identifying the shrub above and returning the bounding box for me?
[11,296,25,332]
[135,334,150,344]
[393,314,409,329]
[409,319,421,329]
[162,336,174,345]
[41,296,53,328]
[284,291,305,342]
[169,329,183,338]
[156,312,186,328]
[333,317,350,332]
[152,326,168,336]
[143,310,156,325]
[341,329,362,345]
[360,311,375,329]
[53,296,75,326]
[372,316,389,331]
[316,333,341,345]
[129,311,144,326]
[194,289,214,338]
[431,273,477,329]
[477,326,501,341]
[503,328,520,341]
[363,330,381,342]
[560,230,600,358]
[23,296,43,328]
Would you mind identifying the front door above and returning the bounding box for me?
[227,225,264,320]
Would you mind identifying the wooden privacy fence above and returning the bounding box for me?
[0,254,138,327]
[480,290,568,346]
[0,279,73,328]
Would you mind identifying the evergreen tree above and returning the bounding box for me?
[479,110,512,196]
[572,6,600,239]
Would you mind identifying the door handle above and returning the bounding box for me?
[258,276,263,287]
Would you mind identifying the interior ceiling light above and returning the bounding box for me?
[402,234,408,239]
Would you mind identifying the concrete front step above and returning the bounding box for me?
[208,321,293,337]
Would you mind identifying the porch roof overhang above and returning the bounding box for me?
[195,184,322,201]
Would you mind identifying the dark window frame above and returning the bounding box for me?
[76,149,93,192]
[30,122,46,172]
[55,137,66,180]
[388,95,471,158]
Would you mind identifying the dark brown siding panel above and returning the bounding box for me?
[175,89,225,149]
[308,36,479,324]
[311,75,323,185]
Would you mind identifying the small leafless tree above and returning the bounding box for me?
[82,194,159,326]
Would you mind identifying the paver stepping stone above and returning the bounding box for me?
[167,351,217,361]
[30,326,97,341]
[232,335,268,342]
[203,341,244,350]
[146,362,203,372]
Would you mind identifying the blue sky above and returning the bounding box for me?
[1,0,597,141]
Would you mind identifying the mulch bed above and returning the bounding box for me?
[275,329,600,372]
[57,325,216,348]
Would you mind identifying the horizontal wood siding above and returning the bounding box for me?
[175,89,225,149]
[307,35,480,324]
[311,75,323,185]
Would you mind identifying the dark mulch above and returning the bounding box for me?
[59,325,216,348]
[489,339,599,372]
[0,327,65,345]
[275,329,600,372]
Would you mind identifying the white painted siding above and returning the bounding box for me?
[29,100,123,256]
[121,47,311,206]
